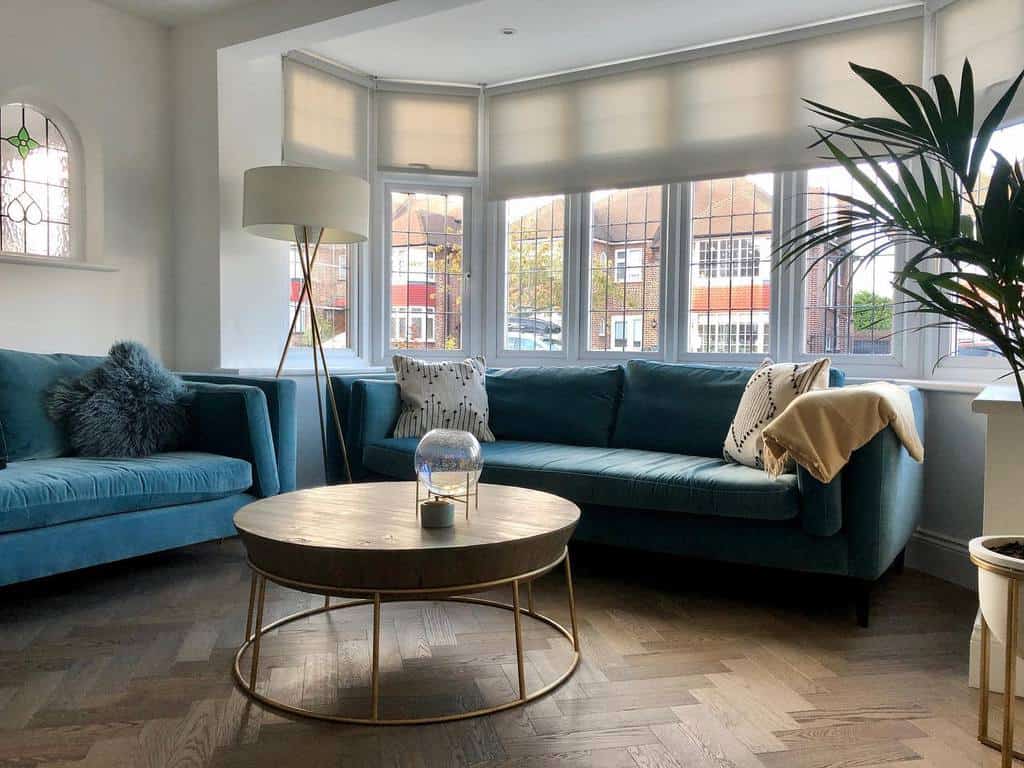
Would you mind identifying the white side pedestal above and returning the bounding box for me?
[969,611,1024,693]
[968,384,1024,692]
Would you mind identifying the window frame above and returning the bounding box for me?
[783,167,916,378]
[925,118,1024,380]
[379,178,476,362]
[674,175,781,365]
[282,241,363,371]
[0,101,85,265]
[493,193,572,362]
[578,184,670,362]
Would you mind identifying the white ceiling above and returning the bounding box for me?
[309,0,915,85]
[97,0,260,26]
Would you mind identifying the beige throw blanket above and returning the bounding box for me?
[761,382,924,484]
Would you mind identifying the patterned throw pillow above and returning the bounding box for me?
[723,358,831,470]
[392,355,496,442]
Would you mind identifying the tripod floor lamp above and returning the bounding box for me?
[242,165,370,484]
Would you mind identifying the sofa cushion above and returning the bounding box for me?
[0,452,253,534]
[0,348,102,461]
[487,365,623,447]
[611,360,845,457]
[364,438,800,522]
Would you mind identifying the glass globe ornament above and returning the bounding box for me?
[415,429,483,498]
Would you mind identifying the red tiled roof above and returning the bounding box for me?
[689,283,770,312]
[290,279,348,309]
[391,282,436,308]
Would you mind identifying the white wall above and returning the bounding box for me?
[0,0,173,361]
[906,388,988,589]
[171,0,477,371]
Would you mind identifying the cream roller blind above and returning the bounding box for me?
[283,57,370,178]
[487,16,923,199]
[934,0,1024,124]
[376,88,480,175]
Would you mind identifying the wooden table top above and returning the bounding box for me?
[234,482,580,593]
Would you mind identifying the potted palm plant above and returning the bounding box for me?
[777,60,1023,403]
[776,59,1024,666]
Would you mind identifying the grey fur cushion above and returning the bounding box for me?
[47,341,191,458]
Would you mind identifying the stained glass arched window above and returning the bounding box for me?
[1,104,71,259]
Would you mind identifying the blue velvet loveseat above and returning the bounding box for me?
[0,348,296,587]
[329,360,924,625]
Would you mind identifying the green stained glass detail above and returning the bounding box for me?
[4,125,41,160]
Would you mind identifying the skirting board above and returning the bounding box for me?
[906,527,976,591]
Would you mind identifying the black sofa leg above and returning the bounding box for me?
[854,581,872,628]
[892,548,906,574]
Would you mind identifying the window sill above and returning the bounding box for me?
[0,252,118,272]
[844,376,987,395]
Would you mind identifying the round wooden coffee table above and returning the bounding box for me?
[232,481,581,725]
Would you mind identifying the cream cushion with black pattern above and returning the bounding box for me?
[392,355,496,442]
[723,358,831,470]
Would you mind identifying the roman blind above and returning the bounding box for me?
[282,57,370,178]
[934,0,1024,124]
[375,87,480,175]
[487,14,923,199]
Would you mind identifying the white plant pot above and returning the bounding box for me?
[970,535,1024,649]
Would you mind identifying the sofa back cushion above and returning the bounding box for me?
[0,348,102,461]
[611,360,844,457]
[487,365,623,446]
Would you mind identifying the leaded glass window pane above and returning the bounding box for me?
[1,103,72,259]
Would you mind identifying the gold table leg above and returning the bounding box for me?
[245,571,257,642]
[527,580,535,615]
[249,575,267,688]
[371,592,382,721]
[565,551,580,651]
[512,580,526,700]
[232,551,581,725]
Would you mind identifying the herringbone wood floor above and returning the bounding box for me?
[0,537,1008,767]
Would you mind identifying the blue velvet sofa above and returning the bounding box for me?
[0,348,296,587]
[329,361,924,625]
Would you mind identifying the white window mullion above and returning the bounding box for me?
[775,170,803,364]
[563,192,583,364]
[664,181,685,362]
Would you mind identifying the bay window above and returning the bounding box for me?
[587,186,663,353]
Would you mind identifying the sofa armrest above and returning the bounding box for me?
[181,374,297,492]
[797,468,843,537]
[186,382,280,497]
[327,378,401,482]
[842,385,926,581]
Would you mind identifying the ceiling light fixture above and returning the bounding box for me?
[501,27,517,36]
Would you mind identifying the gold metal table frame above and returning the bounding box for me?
[233,547,581,725]
[971,552,1024,768]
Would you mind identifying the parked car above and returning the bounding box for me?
[505,332,558,351]
[507,312,562,337]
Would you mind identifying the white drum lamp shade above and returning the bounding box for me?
[242,165,370,243]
